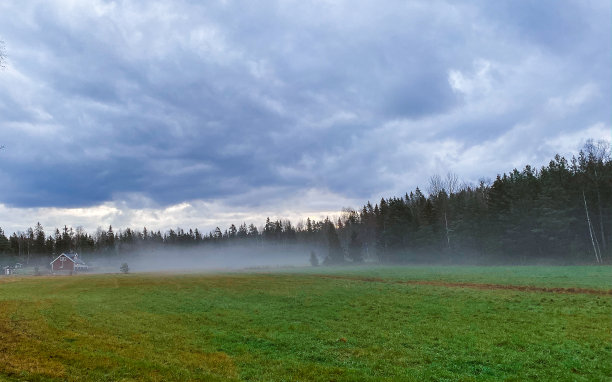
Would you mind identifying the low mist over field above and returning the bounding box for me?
[89,244,311,273]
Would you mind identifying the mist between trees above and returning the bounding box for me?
[0,140,610,269]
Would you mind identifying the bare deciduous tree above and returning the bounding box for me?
[428,174,444,196]
[428,172,460,196]
[584,139,611,162]
[445,172,459,194]
[583,139,610,252]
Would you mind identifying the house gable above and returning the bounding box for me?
[50,253,88,272]
[51,253,75,265]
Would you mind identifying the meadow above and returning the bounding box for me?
[0,265,610,381]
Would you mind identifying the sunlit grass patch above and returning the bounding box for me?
[0,300,67,379]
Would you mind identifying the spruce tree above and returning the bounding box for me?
[324,222,344,265]
[348,231,363,263]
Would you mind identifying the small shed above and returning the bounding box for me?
[50,253,88,273]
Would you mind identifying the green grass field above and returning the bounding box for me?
[1,266,611,381]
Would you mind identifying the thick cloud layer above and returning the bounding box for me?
[0,0,610,233]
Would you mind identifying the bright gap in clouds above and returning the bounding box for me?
[0,188,363,235]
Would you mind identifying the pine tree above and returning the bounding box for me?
[107,225,115,253]
[0,228,10,254]
[228,224,237,239]
[348,231,363,263]
[248,224,259,237]
[237,223,248,239]
[33,222,46,255]
[324,221,344,265]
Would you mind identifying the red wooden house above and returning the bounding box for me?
[50,253,88,273]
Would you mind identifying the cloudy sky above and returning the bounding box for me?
[0,0,610,235]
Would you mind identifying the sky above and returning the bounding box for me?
[0,0,610,236]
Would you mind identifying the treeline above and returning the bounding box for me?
[1,140,610,265]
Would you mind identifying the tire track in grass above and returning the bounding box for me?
[316,275,612,296]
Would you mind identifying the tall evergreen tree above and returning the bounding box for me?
[348,231,363,263]
[324,221,344,265]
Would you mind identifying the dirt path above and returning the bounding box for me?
[317,275,612,296]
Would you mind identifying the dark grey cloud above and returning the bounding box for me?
[0,0,609,213]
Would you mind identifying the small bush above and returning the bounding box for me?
[309,251,319,267]
[120,263,129,274]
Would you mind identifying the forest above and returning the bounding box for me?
[1,140,610,266]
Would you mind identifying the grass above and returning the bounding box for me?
[0,265,611,381]
[267,265,612,290]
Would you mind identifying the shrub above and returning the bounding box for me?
[120,263,129,274]
[309,251,319,267]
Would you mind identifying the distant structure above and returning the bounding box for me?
[50,253,88,273]
[2,263,22,275]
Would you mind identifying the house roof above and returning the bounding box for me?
[50,252,87,266]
